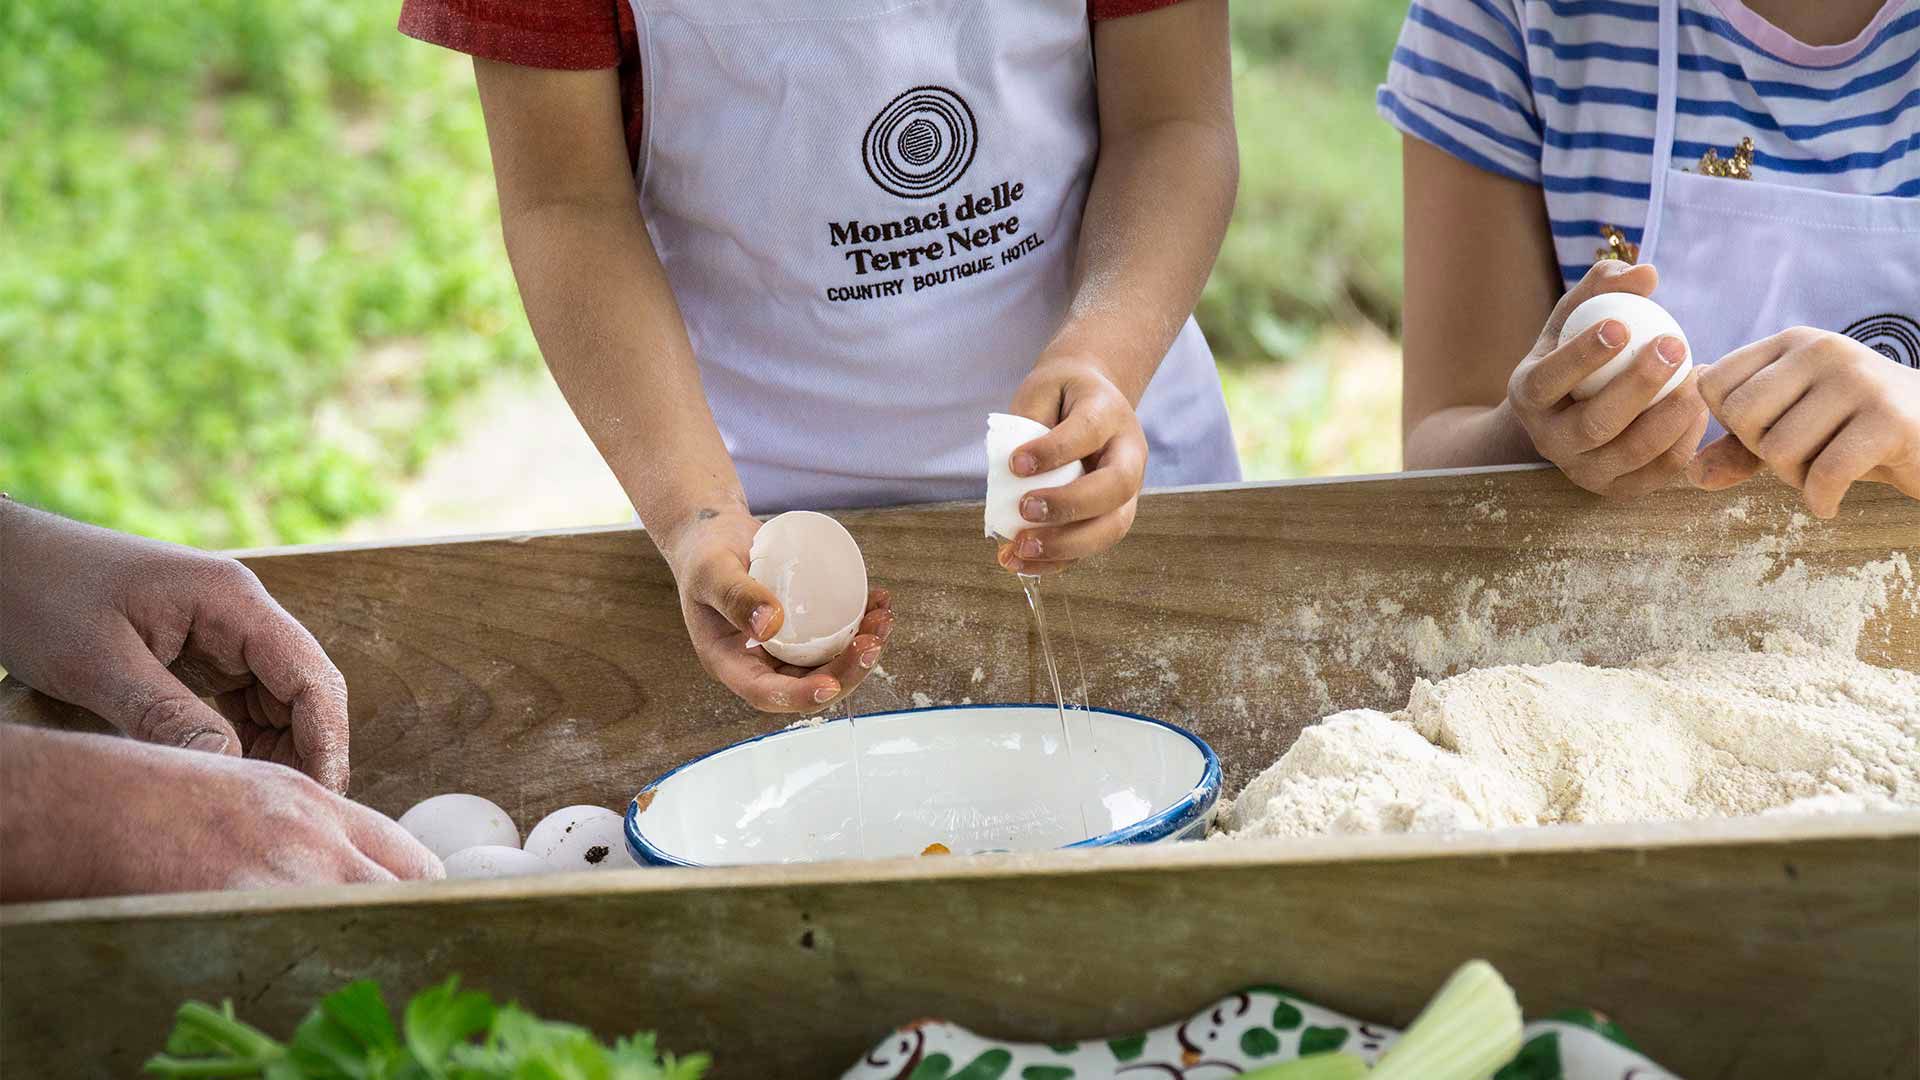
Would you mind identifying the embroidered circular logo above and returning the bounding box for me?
[863,86,977,199]
[1842,313,1920,369]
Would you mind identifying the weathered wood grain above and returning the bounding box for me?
[3,468,1916,1077]
[12,467,1913,816]
[3,814,1916,1078]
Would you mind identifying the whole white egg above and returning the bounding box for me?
[443,845,548,879]
[1559,292,1692,404]
[397,793,519,861]
[526,805,638,872]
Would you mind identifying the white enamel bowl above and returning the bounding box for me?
[625,705,1221,867]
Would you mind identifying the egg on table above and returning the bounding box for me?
[746,510,868,668]
[397,793,519,861]
[443,845,549,880]
[1558,293,1692,404]
[525,804,639,872]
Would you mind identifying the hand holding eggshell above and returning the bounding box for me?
[986,414,1084,541]
[994,357,1152,574]
[1503,261,1710,499]
[665,505,892,714]
[747,511,868,668]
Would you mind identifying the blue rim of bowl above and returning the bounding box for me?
[625,703,1222,868]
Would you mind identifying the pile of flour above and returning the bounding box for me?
[1220,644,1920,839]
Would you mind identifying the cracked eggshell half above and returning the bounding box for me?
[985,413,1083,541]
[1559,292,1691,404]
[747,510,867,668]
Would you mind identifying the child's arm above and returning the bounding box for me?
[1692,329,1920,517]
[1401,139,1710,497]
[470,60,888,712]
[999,0,1236,575]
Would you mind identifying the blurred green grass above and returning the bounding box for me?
[1213,2,1406,480]
[0,1,1408,547]
[1209,1,1406,356]
[0,1,539,546]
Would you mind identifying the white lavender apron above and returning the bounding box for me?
[1638,0,1920,443]
[625,0,1240,513]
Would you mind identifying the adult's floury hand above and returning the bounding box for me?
[0,499,351,792]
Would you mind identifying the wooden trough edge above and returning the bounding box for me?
[213,462,1564,559]
[9,808,1915,927]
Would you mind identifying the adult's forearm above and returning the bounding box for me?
[502,200,745,548]
[0,496,41,673]
[1051,119,1238,403]
[0,725,95,901]
[1403,401,1545,470]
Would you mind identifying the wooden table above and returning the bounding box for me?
[4,466,1916,1077]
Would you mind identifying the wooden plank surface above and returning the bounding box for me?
[11,467,1914,821]
[4,468,1916,1077]
[4,813,1917,1078]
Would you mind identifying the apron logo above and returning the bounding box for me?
[1842,314,1920,369]
[863,86,978,199]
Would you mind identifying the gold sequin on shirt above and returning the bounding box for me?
[1694,136,1755,180]
[1592,137,1753,266]
[1595,224,1640,264]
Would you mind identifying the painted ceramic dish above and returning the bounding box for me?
[842,992,1679,1080]
[625,704,1220,867]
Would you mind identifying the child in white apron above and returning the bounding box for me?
[400,0,1240,712]
[1380,0,1919,516]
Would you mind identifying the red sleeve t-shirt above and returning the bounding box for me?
[398,0,1196,169]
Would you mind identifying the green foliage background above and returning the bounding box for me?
[1,1,1408,548]
[1210,2,1406,359]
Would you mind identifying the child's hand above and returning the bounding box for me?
[662,508,892,713]
[1000,355,1148,575]
[1690,328,1920,518]
[1505,262,1710,498]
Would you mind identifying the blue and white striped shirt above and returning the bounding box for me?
[1377,0,1920,286]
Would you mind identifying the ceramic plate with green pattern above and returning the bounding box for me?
[841,989,1681,1079]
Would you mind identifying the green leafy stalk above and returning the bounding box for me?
[145,1001,289,1077]
[145,978,707,1080]
[1369,960,1523,1080]
[404,977,493,1078]
[1240,1051,1370,1079]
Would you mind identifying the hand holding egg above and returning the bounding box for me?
[660,505,891,714]
[1504,261,1710,499]
[1558,292,1691,404]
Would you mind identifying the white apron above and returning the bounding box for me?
[626,0,1241,513]
[1638,0,1920,443]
